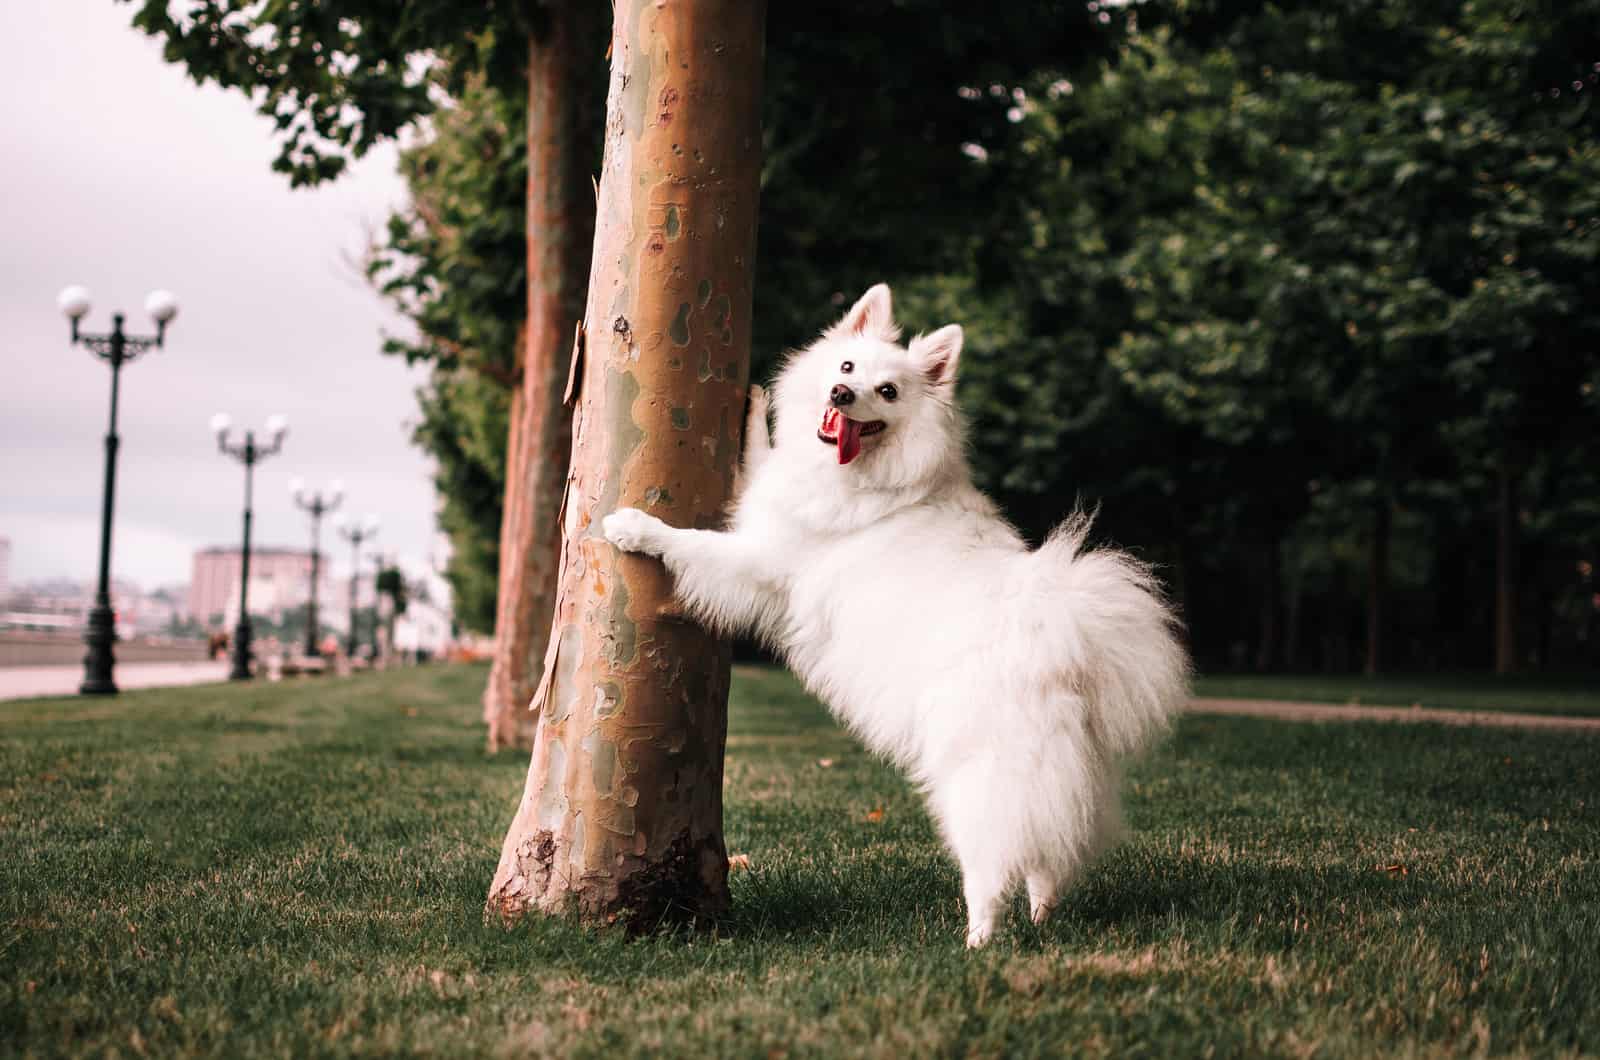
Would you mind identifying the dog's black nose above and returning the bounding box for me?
[830,384,856,407]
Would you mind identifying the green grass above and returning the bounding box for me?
[3,663,1598,1057]
[1193,672,1600,717]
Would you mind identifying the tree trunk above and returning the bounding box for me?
[483,8,608,753]
[1588,553,1600,668]
[487,0,766,928]
[483,336,531,738]
[1254,530,1281,672]
[1364,495,1389,677]
[1283,551,1303,671]
[1494,459,1519,675]
[1174,527,1196,643]
[1536,578,1552,671]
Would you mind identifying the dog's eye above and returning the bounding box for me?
[840,360,854,374]
[877,383,898,402]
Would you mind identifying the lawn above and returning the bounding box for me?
[1192,671,1600,717]
[2,663,1597,1057]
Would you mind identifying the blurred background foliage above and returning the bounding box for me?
[132,0,1600,672]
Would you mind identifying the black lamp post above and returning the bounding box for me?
[58,285,179,696]
[335,513,379,662]
[289,478,343,657]
[211,413,288,681]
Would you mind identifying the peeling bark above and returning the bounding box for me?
[487,0,765,928]
[484,8,607,753]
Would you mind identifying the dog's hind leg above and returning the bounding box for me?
[1025,869,1060,927]
[1027,772,1122,927]
[960,861,1009,949]
[930,759,1017,948]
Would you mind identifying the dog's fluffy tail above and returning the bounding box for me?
[1033,512,1191,756]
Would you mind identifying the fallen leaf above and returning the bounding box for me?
[816,758,835,769]
[1379,863,1408,876]
[728,854,752,872]
[865,805,885,823]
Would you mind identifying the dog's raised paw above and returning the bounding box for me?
[747,383,770,421]
[744,384,772,448]
[603,508,663,554]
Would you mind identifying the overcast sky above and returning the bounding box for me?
[0,0,438,591]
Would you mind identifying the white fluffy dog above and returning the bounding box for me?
[604,284,1190,946]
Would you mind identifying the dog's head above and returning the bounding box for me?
[772,284,964,483]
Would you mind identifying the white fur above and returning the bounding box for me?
[603,284,1191,946]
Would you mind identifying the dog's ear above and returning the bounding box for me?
[910,324,963,387]
[829,284,896,341]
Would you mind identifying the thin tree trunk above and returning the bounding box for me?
[487,0,766,928]
[1536,580,1552,671]
[1364,495,1389,677]
[483,334,530,738]
[1588,553,1600,668]
[1283,550,1303,671]
[1254,530,1280,672]
[1174,527,1196,642]
[1495,459,1519,675]
[483,8,607,753]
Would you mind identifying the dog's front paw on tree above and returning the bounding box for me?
[485,0,765,931]
[602,508,665,555]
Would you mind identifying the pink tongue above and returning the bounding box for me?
[836,415,864,465]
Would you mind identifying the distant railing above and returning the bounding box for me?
[0,630,209,668]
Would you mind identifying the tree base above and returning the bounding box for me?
[482,669,538,753]
[486,826,728,934]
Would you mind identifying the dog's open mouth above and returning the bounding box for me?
[817,407,886,465]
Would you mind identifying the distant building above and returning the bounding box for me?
[0,535,10,604]
[188,547,336,627]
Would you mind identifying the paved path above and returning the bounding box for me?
[1190,697,1600,733]
[0,661,230,702]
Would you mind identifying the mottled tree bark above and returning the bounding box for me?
[483,7,607,753]
[487,0,766,927]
